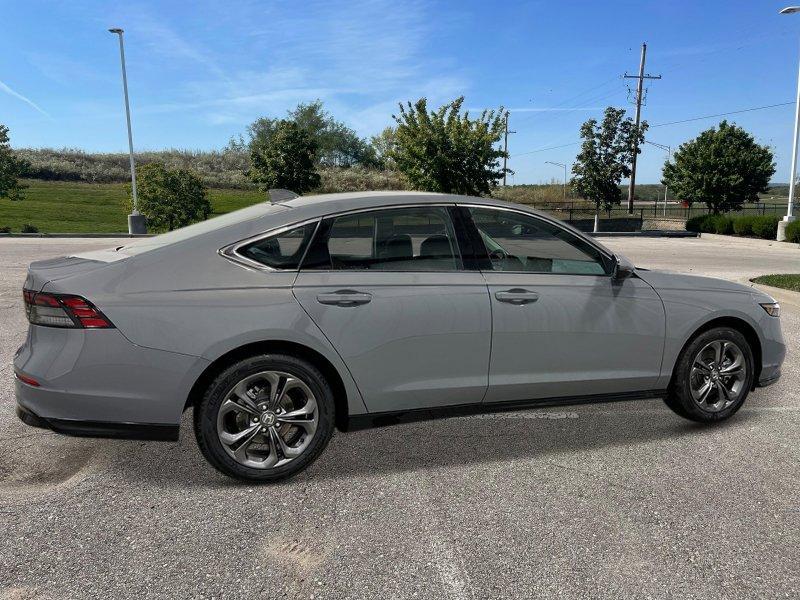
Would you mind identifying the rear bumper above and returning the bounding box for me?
[16,403,178,441]
[13,325,208,425]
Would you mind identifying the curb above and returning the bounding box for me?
[699,232,800,249]
[589,231,699,238]
[748,279,800,309]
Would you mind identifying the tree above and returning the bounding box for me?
[662,121,775,213]
[0,124,29,201]
[389,97,507,195]
[126,163,211,231]
[246,100,377,168]
[248,120,320,193]
[370,127,397,170]
[571,107,646,212]
[290,100,380,167]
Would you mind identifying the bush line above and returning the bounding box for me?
[686,213,799,241]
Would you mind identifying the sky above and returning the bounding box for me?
[1,0,799,184]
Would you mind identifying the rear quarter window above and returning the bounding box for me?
[238,222,317,270]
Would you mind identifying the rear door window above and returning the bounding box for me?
[302,207,462,271]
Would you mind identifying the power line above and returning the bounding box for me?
[513,85,624,130]
[511,76,621,128]
[515,141,580,156]
[514,100,795,157]
[650,101,794,127]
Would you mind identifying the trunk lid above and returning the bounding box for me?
[24,255,122,292]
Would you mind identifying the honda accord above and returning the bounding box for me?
[14,192,785,481]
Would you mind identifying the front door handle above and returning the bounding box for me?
[316,290,372,307]
[495,288,539,305]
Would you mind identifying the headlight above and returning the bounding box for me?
[759,302,781,317]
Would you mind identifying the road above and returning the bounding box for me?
[0,236,798,600]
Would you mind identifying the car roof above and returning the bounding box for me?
[111,190,612,261]
[279,190,546,218]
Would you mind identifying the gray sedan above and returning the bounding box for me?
[13,192,785,481]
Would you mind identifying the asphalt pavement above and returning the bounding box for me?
[0,236,797,599]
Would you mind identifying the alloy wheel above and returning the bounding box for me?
[689,340,748,413]
[216,371,318,469]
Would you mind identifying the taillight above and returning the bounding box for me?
[23,289,115,329]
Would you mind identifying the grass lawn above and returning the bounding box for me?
[0,179,265,233]
[752,274,800,292]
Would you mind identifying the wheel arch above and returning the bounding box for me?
[674,316,763,387]
[184,340,352,431]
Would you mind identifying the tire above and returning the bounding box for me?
[664,327,755,423]
[194,354,335,482]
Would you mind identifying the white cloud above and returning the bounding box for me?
[122,0,469,136]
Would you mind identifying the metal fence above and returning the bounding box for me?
[531,202,798,223]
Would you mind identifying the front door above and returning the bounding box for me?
[464,206,666,404]
[292,205,492,413]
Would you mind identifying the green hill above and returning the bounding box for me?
[0,180,264,233]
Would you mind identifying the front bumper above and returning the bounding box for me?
[15,402,178,441]
[757,368,781,388]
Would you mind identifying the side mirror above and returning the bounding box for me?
[612,254,635,281]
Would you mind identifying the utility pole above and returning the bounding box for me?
[644,140,671,215]
[503,112,516,186]
[623,43,661,213]
[545,161,568,201]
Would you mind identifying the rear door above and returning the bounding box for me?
[292,205,492,413]
[464,205,666,403]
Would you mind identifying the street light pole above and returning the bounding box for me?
[109,28,146,235]
[545,161,568,201]
[779,7,800,241]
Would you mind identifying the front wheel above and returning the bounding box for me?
[194,354,335,482]
[664,327,755,423]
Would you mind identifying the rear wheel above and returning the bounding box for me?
[664,327,754,423]
[194,354,335,482]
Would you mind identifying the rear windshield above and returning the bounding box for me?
[116,202,289,256]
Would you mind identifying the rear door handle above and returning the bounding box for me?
[495,288,539,305]
[316,290,372,307]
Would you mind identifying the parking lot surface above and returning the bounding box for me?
[1,236,798,599]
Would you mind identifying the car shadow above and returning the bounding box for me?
[102,399,761,487]
[308,401,756,481]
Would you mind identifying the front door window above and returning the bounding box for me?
[468,207,608,275]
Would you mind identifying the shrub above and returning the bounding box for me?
[751,215,779,239]
[686,214,714,233]
[124,163,211,232]
[21,223,38,233]
[315,167,406,193]
[732,215,756,236]
[785,219,800,243]
[711,215,734,234]
[0,225,11,233]
[14,147,253,188]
